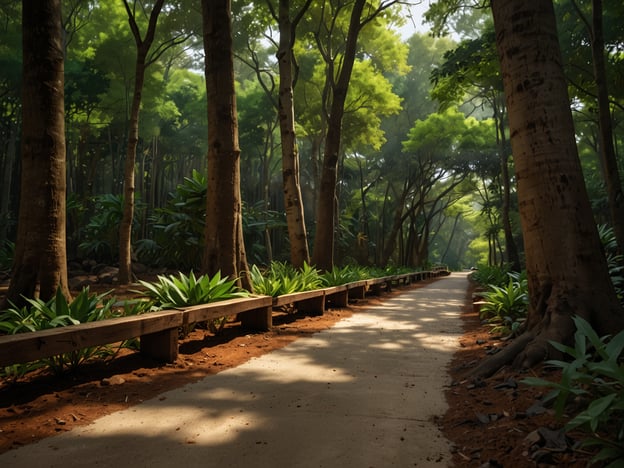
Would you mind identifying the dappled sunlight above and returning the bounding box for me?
[236,353,355,384]
[0,275,469,467]
[369,341,405,350]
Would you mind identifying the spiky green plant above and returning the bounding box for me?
[0,288,119,374]
[479,272,528,336]
[249,262,322,297]
[138,271,248,309]
[321,265,362,286]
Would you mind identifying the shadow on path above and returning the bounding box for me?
[0,273,470,468]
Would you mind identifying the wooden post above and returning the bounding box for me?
[240,305,272,330]
[140,329,178,362]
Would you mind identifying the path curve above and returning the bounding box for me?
[0,272,469,468]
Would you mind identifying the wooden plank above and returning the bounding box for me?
[347,280,368,301]
[239,305,272,331]
[410,272,424,282]
[183,296,273,323]
[272,289,325,308]
[295,294,325,316]
[366,277,390,295]
[0,310,183,367]
[322,285,348,308]
[396,273,412,285]
[140,328,179,362]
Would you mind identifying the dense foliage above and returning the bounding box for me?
[523,316,624,467]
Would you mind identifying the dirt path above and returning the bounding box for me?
[0,274,467,467]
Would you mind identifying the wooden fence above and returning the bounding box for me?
[0,268,449,369]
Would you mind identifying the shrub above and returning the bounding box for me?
[471,263,512,289]
[598,224,624,304]
[523,316,624,466]
[320,265,363,287]
[138,271,250,336]
[148,171,206,269]
[0,288,121,374]
[479,272,528,336]
[138,270,248,309]
[79,193,126,262]
[249,261,322,296]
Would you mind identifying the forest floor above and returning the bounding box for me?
[0,277,594,467]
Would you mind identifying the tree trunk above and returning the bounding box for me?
[118,0,165,284]
[276,0,310,268]
[380,183,410,268]
[3,0,70,307]
[311,0,366,272]
[0,119,18,242]
[474,0,624,378]
[201,0,251,290]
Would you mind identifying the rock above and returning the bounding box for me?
[526,400,548,416]
[98,266,119,284]
[101,375,126,386]
[524,429,541,446]
[94,264,116,275]
[493,378,518,390]
[69,275,99,290]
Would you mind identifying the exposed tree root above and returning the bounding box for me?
[466,332,535,380]
[467,282,624,381]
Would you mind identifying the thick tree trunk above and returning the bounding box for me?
[474,0,624,378]
[311,0,365,272]
[201,0,251,290]
[3,0,69,307]
[276,0,310,268]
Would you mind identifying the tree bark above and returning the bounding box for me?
[276,0,311,268]
[201,0,251,290]
[475,0,624,378]
[311,0,366,272]
[0,119,18,243]
[3,0,70,307]
[117,0,165,285]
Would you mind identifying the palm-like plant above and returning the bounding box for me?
[321,265,362,286]
[480,272,528,336]
[0,288,119,374]
[138,271,248,309]
[249,262,322,297]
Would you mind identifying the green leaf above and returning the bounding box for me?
[567,394,618,432]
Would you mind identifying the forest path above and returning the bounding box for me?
[0,272,469,468]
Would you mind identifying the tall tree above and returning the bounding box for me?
[311,0,401,271]
[558,0,624,253]
[118,0,165,284]
[273,0,312,268]
[0,2,22,245]
[201,0,251,289]
[118,0,191,284]
[475,0,624,377]
[2,0,70,307]
[586,0,624,253]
